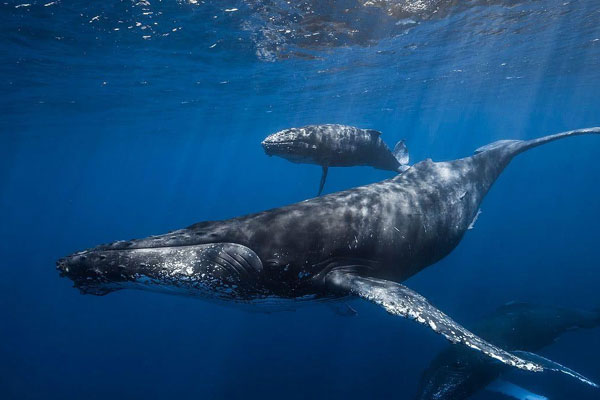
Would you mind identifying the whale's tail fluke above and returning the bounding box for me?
[472,127,600,193]
[393,140,410,171]
[514,127,600,155]
[475,127,600,158]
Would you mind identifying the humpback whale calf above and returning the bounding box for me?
[261,124,409,195]
[57,127,600,372]
[416,302,600,400]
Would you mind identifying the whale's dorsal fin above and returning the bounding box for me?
[474,139,521,154]
[324,269,544,372]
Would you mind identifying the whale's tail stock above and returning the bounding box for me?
[475,127,600,157]
[471,127,600,192]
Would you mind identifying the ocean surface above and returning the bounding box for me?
[1,1,600,399]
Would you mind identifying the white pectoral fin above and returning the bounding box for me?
[486,379,548,400]
[511,351,599,388]
[324,270,543,372]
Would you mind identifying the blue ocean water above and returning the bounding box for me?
[1,1,600,399]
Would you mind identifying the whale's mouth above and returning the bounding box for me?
[261,139,316,163]
[261,139,298,152]
[56,252,130,295]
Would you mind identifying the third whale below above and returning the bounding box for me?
[417,302,600,400]
[57,127,600,374]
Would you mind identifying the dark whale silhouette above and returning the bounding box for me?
[416,302,600,400]
[57,127,600,372]
[261,124,409,195]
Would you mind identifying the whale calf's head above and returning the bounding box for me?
[56,242,265,299]
[261,127,322,164]
[416,348,487,400]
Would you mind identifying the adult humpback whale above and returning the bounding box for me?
[416,302,600,400]
[262,124,409,195]
[57,127,600,373]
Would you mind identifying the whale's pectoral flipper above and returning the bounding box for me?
[486,379,548,400]
[318,165,328,196]
[325,270,543,372]
[511,350,599,388]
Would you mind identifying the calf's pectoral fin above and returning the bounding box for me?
[318,165,328,196]
[324,270,543,372]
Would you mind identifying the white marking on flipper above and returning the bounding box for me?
[325,270,543,372]
[486,379,548,400]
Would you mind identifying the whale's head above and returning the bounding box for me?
[56,239,265,299]
[261,127,322,164]
[415,347,489,400]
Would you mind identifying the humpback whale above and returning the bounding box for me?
[416,302,600,400]
[57,127,600,372]
[261,124,409,195]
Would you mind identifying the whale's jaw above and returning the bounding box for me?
[57,242,265,299]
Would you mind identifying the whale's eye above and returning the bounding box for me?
[264,259,282,269]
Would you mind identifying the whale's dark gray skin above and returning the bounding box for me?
[57,127,600,372]
[261,124,409,195]
[416,302,600,400]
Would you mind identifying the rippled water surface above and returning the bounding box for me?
[1,1,600,399]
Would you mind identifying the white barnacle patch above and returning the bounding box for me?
[428,320,438,331]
